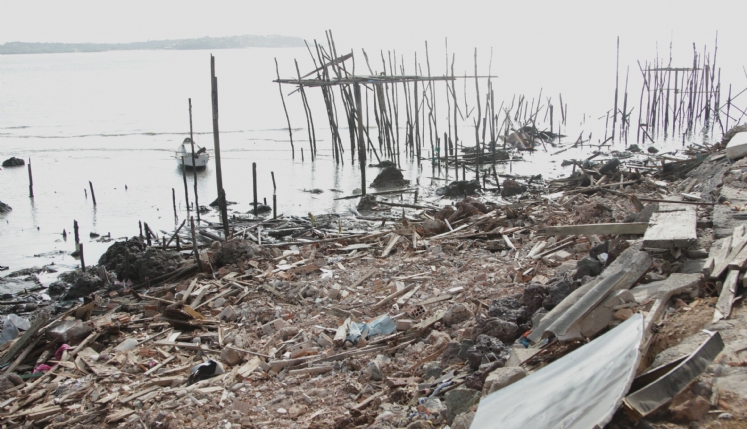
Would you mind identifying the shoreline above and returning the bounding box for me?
[2,128,745,427]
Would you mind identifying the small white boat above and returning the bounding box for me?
[175,138,209,168]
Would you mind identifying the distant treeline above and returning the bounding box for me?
[0,34,305,55]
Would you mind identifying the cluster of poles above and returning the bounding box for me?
[274,31,573,192]
[607,35,747,146]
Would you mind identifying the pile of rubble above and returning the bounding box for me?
[2,132,747,429]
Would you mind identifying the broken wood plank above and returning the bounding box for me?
[543,222,648,236]
[714,269,740,323]
[381,234,402,257]
[372,282,418,310]
[0,312,49,366]
[711,225,747,279]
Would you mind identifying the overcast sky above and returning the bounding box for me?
[3,1,746,53]
[3,1,746,120]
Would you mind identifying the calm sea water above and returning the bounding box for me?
[0,46,721,285]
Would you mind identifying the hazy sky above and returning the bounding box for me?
[3,1,746,122]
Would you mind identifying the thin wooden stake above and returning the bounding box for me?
[89,181,97,206]
[27,158,33,198]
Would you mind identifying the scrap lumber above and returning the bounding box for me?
[711,225,747,278]
[542,222,648,236]
[0,312,49,366]
[713,268,740,323]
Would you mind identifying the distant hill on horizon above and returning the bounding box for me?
[0,34,305,55]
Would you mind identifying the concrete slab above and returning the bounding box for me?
[643,207,697,248]
[725,131,747,160]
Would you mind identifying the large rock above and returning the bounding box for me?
[574,256,603,279]
[482,367,527,395]
[501,179,525,198]
[2,157,25,167]
[542,277,574,310]
[435,180,481,197]
[522,285,547,317]
[217,240,263,266]
[0,201,11,213]
[370,166,409,188]
[467,334,511,370]
[444,388,480,423]
[357,195,378,211]
[473,318,519,343]
[59,270,104,300]
[443,303,474,326]
[488,295,526,325]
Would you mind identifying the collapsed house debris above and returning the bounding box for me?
[3,129,747,429]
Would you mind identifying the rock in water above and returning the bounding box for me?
[59,270,105,300]
[598,158,621,175]
[647,146,659,154]
[501,179,525,198]
[357,195,378,211]
[370,166,409,188]
[435,180,481,197]
[2,157,25,167]
[0,201,11,213]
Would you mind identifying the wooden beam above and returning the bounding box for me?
[542,222,648,236]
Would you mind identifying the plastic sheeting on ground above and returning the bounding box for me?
[346,315,396,343]
[471,313,644,429]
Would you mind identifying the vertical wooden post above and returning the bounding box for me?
[190,216,202,271]
[188,99,200,222]
[210,55,230,239]
[27,158,34,198]
[79,243,86,273]
[354,82,367,196]
[89,181,97,206]
[252,162,258,216]
[139,221,143,238]
[176,234,181,252]
[172,188,178,220]
[73,220,80,251]
[612,36,620,142]
[274,59,295,159]
[271,171,277,219]
[181,157,190,212]
[144,222,152,246]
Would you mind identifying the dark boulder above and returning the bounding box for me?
[542,277,575,310]
[0,201,11,213]
[209,198,237,207]
[647,146,659,154]
[249,203,272,214]
[2,157,25,167]
[598,158,621,175]
[488,295,527,325]
[522,285,547,317]
[574,256,603,279]
[500,179,525,198]
[435,180,481,197]
[98,239,182,282]
[357,195,378,211]
[467,334,511,370]
[473,318,519,343]
[217,240,264,266]
[59,270,104,300]
[370,166,409,188]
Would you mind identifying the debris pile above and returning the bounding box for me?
[2,130,747,428]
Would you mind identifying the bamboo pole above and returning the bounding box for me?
[354,82,367,196]
[274,59,295,159]
[210,55,229,239]
[188,100,200,221]
[27,158,33,198]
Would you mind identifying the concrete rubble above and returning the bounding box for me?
[2,130,747,428]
